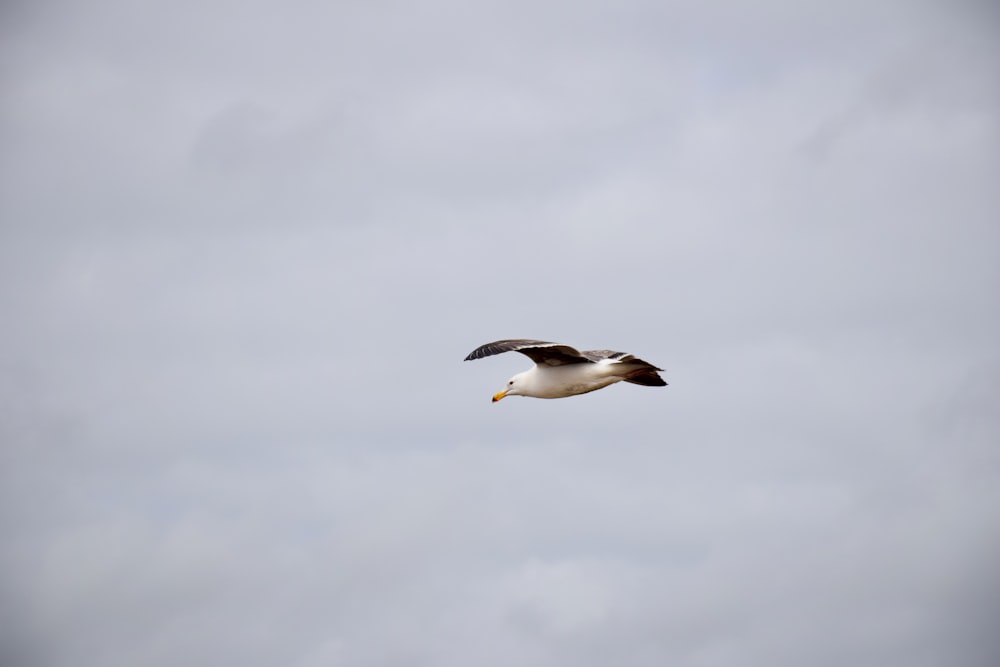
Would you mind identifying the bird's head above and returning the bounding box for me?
[492,372,527,402]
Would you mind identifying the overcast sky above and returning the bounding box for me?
[1,1,999,665]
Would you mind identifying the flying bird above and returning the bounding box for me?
[464,339,667,402]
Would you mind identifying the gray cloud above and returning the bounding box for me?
[1,1,999,665]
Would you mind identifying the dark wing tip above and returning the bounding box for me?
[624,370,668,387]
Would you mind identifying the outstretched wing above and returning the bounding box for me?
[582,348,667,386]
[464,339,591,366]
[582,349,664,371]
[581,349,634,363]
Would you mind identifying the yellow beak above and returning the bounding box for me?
[492,390,508,403]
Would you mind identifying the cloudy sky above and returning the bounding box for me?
[2,1,998,665]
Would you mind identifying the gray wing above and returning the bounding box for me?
[582,348,667,386]
[583,349,665,371]
[464,339,591,366]
[581,349,632,362]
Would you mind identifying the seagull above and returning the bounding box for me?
[464,339,667,402]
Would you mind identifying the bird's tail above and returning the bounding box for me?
[623,370,668,386]
[621,359,667,387]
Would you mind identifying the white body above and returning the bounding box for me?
[506,360,632,399]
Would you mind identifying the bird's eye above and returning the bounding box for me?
[508,380,514,385]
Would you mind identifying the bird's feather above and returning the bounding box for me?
[464,339,590,366]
